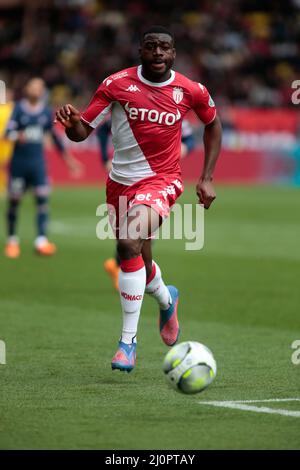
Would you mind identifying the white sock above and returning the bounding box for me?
[119,255,146,344]
[145,261,171,310]
[8,236,19,244]
[34,236,48,248]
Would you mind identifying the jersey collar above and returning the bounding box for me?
[20,99,45,115]
[137,65,175,87]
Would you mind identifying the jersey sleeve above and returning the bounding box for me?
[44,107,53,132]
[5,102,20,135]
[81,81,114,129]
[191,82,217,125]
[43,107,65,152]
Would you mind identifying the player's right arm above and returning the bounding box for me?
[4,102,25,143]
[54,104,92,142]
[55,80,114,142]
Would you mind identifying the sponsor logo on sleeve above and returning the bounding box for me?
[103,71,129,86]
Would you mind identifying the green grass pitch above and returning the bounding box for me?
[0,184,300,449]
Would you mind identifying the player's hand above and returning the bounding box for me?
[105,160,112,173]
[18,131,27,144]
[70,161,84,179]
[64,153,85,179]
[180,142,188,159]
[196,178,216,209]
[54,104,81,129]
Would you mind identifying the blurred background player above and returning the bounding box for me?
[101,118,196,291]
[180,119,196,159]
[4,77,82,258]
[96,116,112,173]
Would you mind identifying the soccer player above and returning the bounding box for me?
[102,118,196,292]
[4,77,82,258]
[55,26,222,372]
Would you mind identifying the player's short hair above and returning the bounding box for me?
[26,77,45,87]
[142,26,174,44]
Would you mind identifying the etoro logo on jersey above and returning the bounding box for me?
[125,102,181,126]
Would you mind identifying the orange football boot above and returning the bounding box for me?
[35,240,57,256]
[4,241,20,259]
[104,258,120,291]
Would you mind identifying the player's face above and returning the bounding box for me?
[25,79,45,102]
[140,33,176,81]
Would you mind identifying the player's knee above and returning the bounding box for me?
[8,197,21,208]
[143,260,153,280]
[35,195,48,213]
[117,239,142,260]
[7,198,20,221]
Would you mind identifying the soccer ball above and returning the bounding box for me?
[163,341,217,394]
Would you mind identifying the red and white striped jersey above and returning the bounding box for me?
[81,65,216,186]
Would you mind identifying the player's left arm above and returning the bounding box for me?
[198,115,222,208]
[192,84,222,209]
[4,102,26,143]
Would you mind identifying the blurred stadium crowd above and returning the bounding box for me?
[0,0,299,108]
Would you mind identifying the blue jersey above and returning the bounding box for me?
[96,119,111,165]
[181,119,196,154]
[6,99,64,162]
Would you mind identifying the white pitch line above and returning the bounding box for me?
[50,221,92,236]
[199,399,300,418]
[226,398,300,404]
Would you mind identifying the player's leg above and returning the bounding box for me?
[32,165,56,256]
[143,239,180,346]
[143,239,170,306]
[5,195,22,258]
[111,205,159,372]
[141,238,152,279]
[4,173,25,258]
[34,190,56,256]
[111,238,144,372]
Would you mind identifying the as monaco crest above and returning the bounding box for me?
[173,87,183,104]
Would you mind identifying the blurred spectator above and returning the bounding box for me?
[0,0,299,107]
